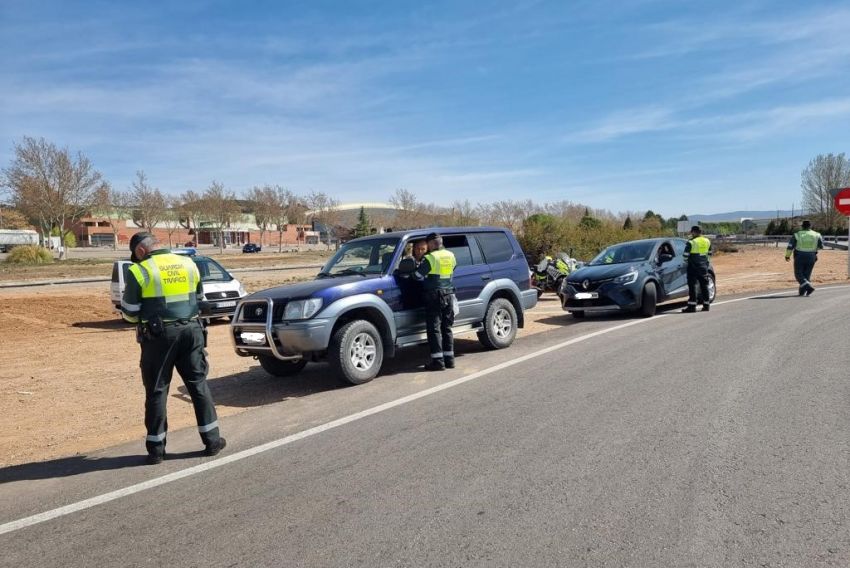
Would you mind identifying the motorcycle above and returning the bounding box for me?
[531,253,577,298]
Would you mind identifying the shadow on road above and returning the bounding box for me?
[71,319,133,330]
[0,449,204,483]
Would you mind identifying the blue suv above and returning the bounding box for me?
[230,227,537,384]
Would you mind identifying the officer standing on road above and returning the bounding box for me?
[682,226,712,313]
[121,232,226,464]
[414,232,457,371]
[785,220,824,296]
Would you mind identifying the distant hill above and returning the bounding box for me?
[687,210,801,222]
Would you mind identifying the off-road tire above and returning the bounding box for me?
[639,282,657,318]
[258,355,308,377]
[478,298,518,350]
[328,320,384,385]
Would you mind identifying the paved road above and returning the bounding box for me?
[2,288,849,567]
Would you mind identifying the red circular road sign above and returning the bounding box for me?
[834,187,850,215]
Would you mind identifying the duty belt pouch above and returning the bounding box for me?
[148,315,164,338]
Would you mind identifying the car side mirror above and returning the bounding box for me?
[396,257,417,275]
[658,253,674,264]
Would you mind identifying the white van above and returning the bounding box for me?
[111,250,247,321]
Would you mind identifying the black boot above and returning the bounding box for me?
[204,437,227,457]
[682,305,697,313]
[425,360,446,371]
[701,304,710,312]
[444,357,455,369]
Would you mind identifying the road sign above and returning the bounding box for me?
[833,187,850,215]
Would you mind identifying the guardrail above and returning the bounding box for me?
[0,263,324,289]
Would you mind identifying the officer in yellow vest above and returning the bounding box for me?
[121,233,225,464]
[413,232,458,371]
[785,220,824,296]
[682,226,712,313]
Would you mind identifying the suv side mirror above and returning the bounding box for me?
[658,252,674,264]
[396,257,417,275]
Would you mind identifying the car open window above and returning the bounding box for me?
[476,231,514,263]
[672,239,687,257]
[443,234,477,267]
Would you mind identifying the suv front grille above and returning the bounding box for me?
[240,301,269,322]
[205,291,241,300]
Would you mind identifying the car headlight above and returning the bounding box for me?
[613,270,639,284]
[238,285,247,297]
[284,298,323,320]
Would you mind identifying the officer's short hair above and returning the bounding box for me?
[690,226,702,234]
[426,232,442,247]
[802,220,812,229]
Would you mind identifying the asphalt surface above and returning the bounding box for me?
[2,288,849,567]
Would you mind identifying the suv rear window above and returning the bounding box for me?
[476,232,514,263]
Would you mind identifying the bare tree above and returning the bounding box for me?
[267,186,292,252]
[389,188,423,229]
[129,171,166,233]
[201,181,241,253]
[178,190,205,244]
[478,200,532,234]
[93,181,132,249]
[801,153,850,230]
[306,191,340,249]
[3,136,102,258]
[161,197,183,247]
[245,185,276,247]
[285,191,308,248]
[448,199,480,226]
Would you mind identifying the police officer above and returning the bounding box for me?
[121,233,225,464]
[682,226,712,313]
[414,232,457,371]
[785,220,824,296]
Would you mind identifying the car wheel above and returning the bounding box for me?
[328,320,383,385]
[639,282,657,318]
[258,355,308,377]
[703,273,717,303]
[478,298,517,350]
[572,310,585,319]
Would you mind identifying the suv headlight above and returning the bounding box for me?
[284,298,323,320]
[238,284,247,297]
[613,270,639,284]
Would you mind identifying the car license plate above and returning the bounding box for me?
[574,292,598,300]
[217,300,237,308]
[240,332,266,345]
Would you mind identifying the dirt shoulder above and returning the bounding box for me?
[1,246,846,468]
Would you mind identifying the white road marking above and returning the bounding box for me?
[2,284,849,536]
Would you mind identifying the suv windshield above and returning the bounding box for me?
[194,256,233,282]
[320,237,399,276]
[589,241,655,265]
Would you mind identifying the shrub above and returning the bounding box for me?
[6,245,54,264]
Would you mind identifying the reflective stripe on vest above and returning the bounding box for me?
[795,230,820,252]
[689,236,711,255]
[129,253,200,321]
[425,249,456,279]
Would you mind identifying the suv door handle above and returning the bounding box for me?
[481,275,491,281]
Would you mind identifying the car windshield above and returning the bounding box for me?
[589,242,655,265]
[319,237,399,277]
[193,257,233,282]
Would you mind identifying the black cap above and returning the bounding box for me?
[129,232,153,262]
[426,232,440,242]
[802,220,812,229]
[690,225,701,233]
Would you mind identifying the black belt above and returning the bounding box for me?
[162,318,199,326]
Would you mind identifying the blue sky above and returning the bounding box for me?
[1,0,849,217]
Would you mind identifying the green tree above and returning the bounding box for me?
[622,216,633,230]
[354,206,371,237]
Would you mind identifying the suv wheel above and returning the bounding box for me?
[478,298,518,350]
[329,320,384,385]
[639,282,657,318]
[258,355,308,377]
[701,273,717,303]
